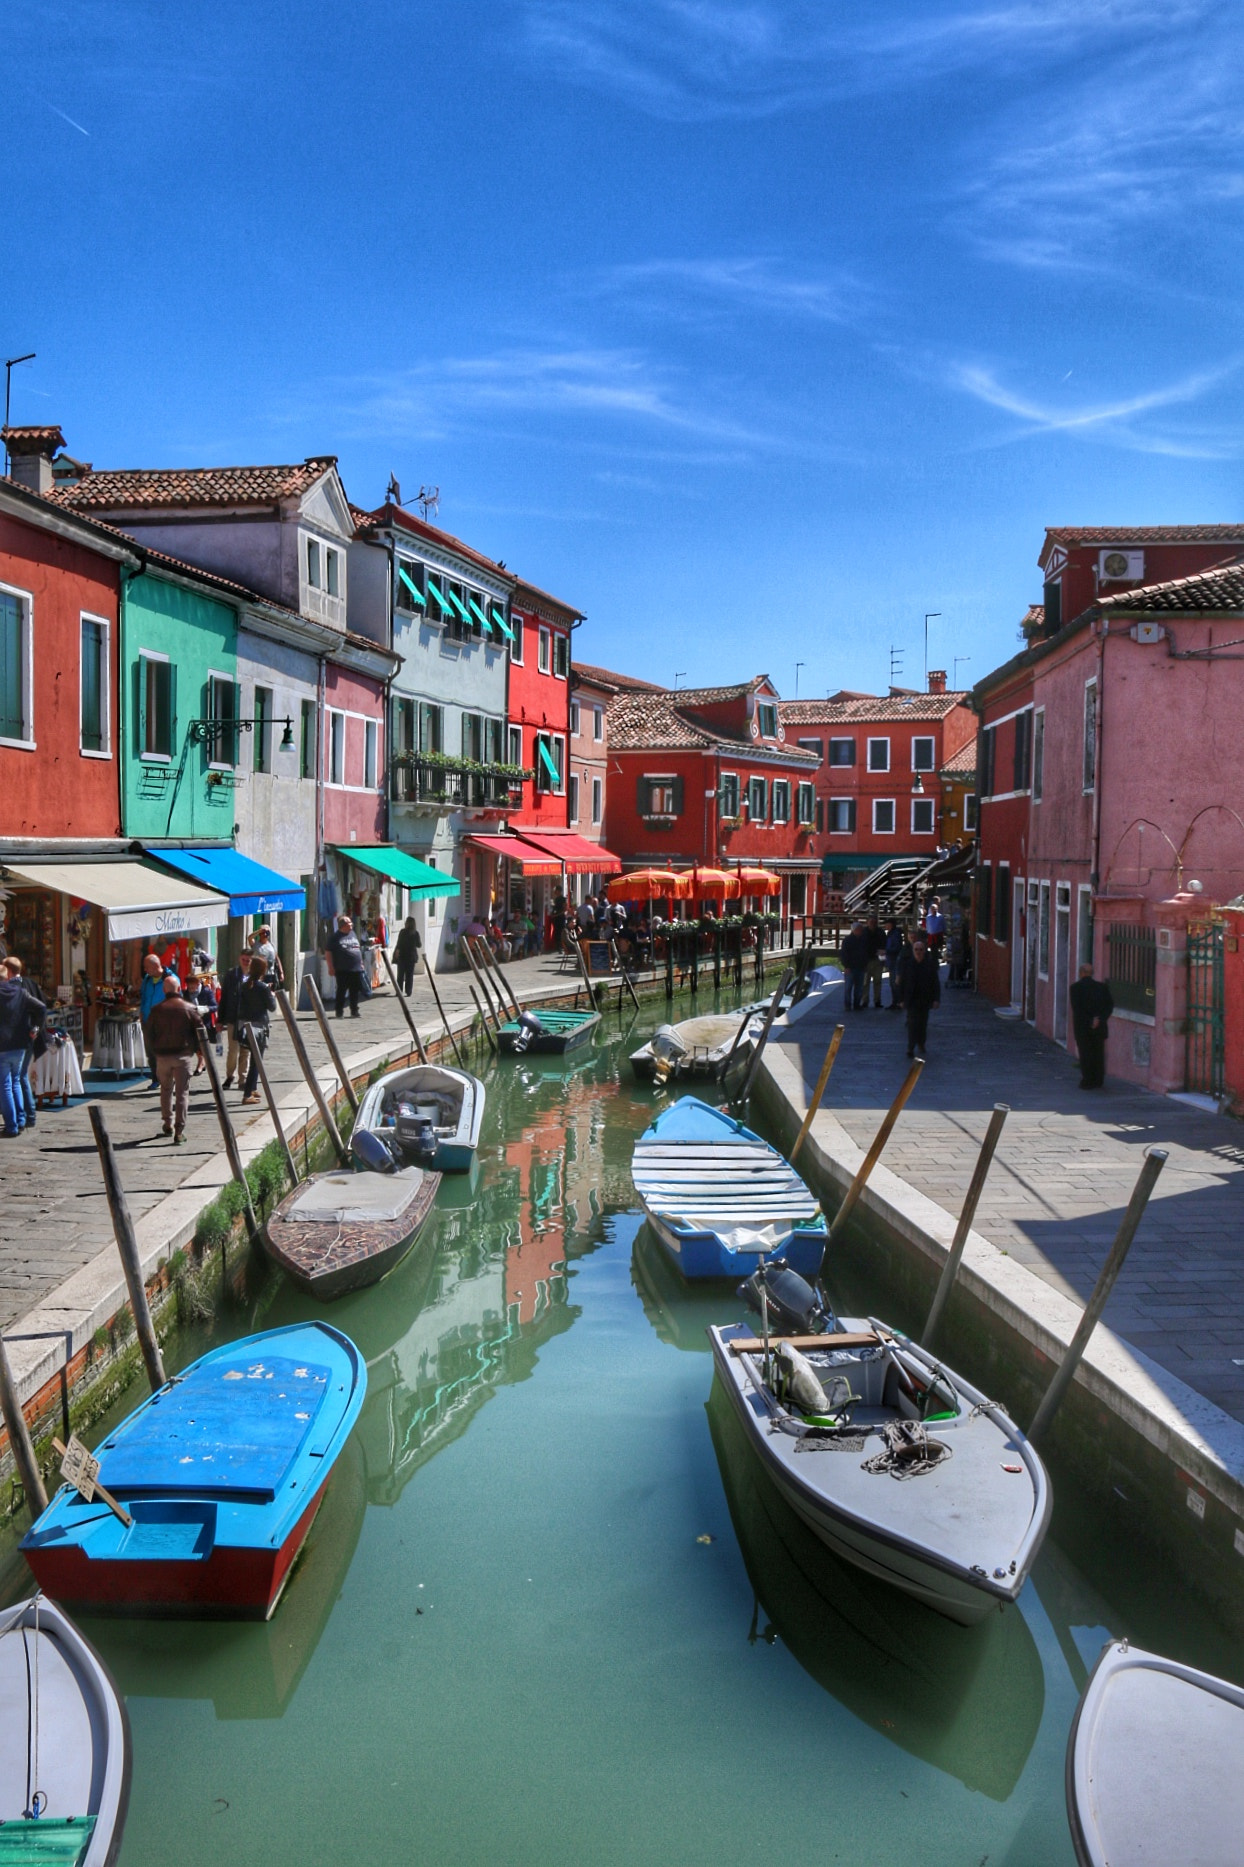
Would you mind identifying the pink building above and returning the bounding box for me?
[976,545,1244,1099]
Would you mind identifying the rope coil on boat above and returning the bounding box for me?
[860,1420,953,1481]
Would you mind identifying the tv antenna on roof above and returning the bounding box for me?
[889,645,904,685]
[3,353,36,475]
[386,474,402,506]
[417,485,440,522]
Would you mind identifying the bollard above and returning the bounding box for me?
[87,1104,168,1392]
[196,1033,261,1244]
[924,1104,1009,1345]
[1028,1148,1168,1445]
[305,975,361,1114]
[789,1025,846,1165]
[242,1022,298,1191]
[275,990,350,1165]
[0,1333,48,1517]
[826,1059,924,1243]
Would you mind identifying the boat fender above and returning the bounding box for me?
[776,1342,830,1415]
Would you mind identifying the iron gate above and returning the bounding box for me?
[1186,920,1225,1096]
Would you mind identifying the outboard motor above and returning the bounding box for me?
[407,1117,438,1166]
[351,1128,400,1175]
[512,1009,545,1055]
[650,1022,689,1083]
[738,1263,837,1337]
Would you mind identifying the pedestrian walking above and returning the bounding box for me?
[327,915,366,1019]
[0,963,44,1137]
[923,896,946,963]
[896,933,941,1061]
[250,924,284,989]
[4,958,44,1129]
[218,956,248,1086]
[840,920,870,1011]
[139,952,165,1088]
[145,973,203,1144]
[884,919,905,1008]
[1069,962,1114,1090]
[235,957,278,1104]
[864,913,887,1008]
[393,916,422,995]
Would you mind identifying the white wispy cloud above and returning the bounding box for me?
[521,0,1189,120]
[592,257,864,324]
[949,358,1243,456]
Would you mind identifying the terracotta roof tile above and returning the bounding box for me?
[610,691,818,761]
[1043,524,1244,546]
[1,425,65,449]
[780,693,970,725]
[1096,558,1244,614]
[53,458,337,511]
[939,739,977,776]
[672,676,771,706]
[571,661,663,693]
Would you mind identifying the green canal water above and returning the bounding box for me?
[4,996,1241,1865]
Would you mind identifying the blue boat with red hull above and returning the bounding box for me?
[21,1322,366,1621]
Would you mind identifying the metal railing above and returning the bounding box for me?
[391,756,523,810]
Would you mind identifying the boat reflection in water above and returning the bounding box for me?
[630,1222,720,1353]
[707,1381,1045,1801]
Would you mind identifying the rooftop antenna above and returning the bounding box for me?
[889,645,904,687]
[953,655,971,688]
[417,484,440,522]
[923,611,941,686]
[3,353,36,475]
[386,473,402,506]
[794,661,805,698]
[674,671,686,689]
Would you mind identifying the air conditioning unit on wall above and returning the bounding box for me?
[1098,549,1144,583]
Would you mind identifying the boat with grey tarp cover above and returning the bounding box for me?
[1067,1640,1244,1867]
[708,1274,1049,1624]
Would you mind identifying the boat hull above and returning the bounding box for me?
[352,1064,484,1174]
[499,1010,600,1053]
[265,1168,440,1299]
[648,1213,827,1280]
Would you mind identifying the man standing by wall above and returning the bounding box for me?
[1069,962,1113,1090]
[327,915,366,1019]
[145,974,204,1144]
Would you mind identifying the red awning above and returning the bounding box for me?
[464,833,564,878]
[511,831,622,874]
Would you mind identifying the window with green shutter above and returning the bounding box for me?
[80,617,105,752]
[0,591,28,742]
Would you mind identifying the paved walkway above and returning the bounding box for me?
[0,950,597,1333]
[773,981,1244,1422]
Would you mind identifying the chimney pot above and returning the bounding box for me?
[2,425,65,498]
[928,669,947,694]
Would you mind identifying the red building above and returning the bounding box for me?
[781,675,976,895]
[0,450,138,839]
[606,675,821,912]
[971,641,1037,1006]
[506,578,579,837]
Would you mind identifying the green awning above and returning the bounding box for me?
[426,577,452,613]
[491,606,514,641]
[468,596,492,633]
[397,565,426,606]
[447,587,470,621]
[333,845,461,899]
[536,739,560,784]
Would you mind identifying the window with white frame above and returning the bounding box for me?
[534,732,564,794]
[461,711,483,762]
[486,717,504,765]
[300,698,316,778]
[643,776,679,815]
[591,775,602,824]
[419,703,443,754]
[757,700,778,738]
[592,705,603,742]
[0,586,32,747]
[570,700,580,736]
[207,673,238,769]
[1077,883,1094,974]
[828,798,855,833]
[395,556,425,613]
[719,772,740,817]
[912,796,935,834]
[1038,879,1051,976]
[510,614,524,664]
[1083,679,1098,791]
[1033,707,1045,802]
[364,719,378,789]
[568,772,580,822]
[748,776,767,821]
[911,736,935,772]
[507,725,522,767]
[325,547,340,597]
[772,780,791,823]
[80,613,108,755]
[306,538,321,589]
[553,632,569,679]
[964,792,978,832]
[867,737,890,772]
[873,797,895,834]
[329,709,345,785]
[797,737,822,763]
[797,782,815,825]
[253,685,273,774]
[828,737,855,767]
[138,652,173,759]
[538,627,551,674]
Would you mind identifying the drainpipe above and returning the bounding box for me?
[1089,617,1107,900]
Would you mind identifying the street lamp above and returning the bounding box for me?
[189,713,296,751]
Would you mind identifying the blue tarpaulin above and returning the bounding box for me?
[146,846,306,917]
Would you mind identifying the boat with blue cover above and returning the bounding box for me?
[21,1323,366,1621]
[631,1097,827,1278]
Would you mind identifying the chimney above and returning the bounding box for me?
[928,669,947,695]
[2,425,65,497]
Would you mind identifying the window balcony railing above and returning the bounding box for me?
[390,752,532,810]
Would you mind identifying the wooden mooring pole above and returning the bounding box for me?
[305,975,361,1115]
[1028,1148,1168,1445]
[242,1022,299,1190]
[275,990,350,1165]
[422,958,465,1067]
[378,945,429,1063]
[737,966,794,1105]
[469,984,499,1054]
[195,1033,261,1244]
[826,1059,924,1243]
[923,1103,1009,1345]
[0,1334,48,1516]
[87,1103,167,1392]
[789,1024,845,1165]
[464,938,505,1034]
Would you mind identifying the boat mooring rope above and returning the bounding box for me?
[861,1420,952,1481]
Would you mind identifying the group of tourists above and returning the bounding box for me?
[838,899,948,1063]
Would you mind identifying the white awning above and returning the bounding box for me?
[3,859,230,942]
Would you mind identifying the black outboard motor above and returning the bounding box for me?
[512,1010,545,1055]
[351,1128,400,1175]
[738,1263,837,1336]
[407,1117,438,1166]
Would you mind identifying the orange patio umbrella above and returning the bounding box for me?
[733,866,781,896]
[686,867,741,899]
[606,869,689,899]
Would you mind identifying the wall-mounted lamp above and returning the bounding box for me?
[189,714,296,751]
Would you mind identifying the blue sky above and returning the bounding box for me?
[7,1,1241,696]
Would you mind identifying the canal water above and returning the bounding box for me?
[4,995,1240,1864]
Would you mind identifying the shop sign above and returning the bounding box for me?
[107,899,230,941]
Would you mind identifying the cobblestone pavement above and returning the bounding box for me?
[773,979,1244,1423]
[0,951,597,1332]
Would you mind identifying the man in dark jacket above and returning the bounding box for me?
[864,914,887,1008]
[327,915,366,1018]
[145,974,203,1143]
[218,957,248,1088]
[0,967,43,1137]
[884,920,905,1008]
[235,956,278,1103]
[1069,963,1113,1089]
[839,921,870,1010]
[393,917,422,995]
[896,934,940,1061]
